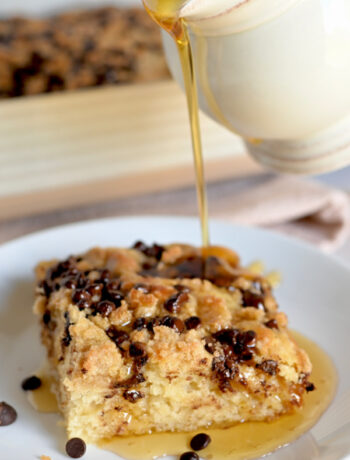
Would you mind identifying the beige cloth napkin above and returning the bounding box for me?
[1,174,349,252]
[213,176,350,252]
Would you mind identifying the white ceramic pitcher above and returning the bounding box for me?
[162,0,350,174]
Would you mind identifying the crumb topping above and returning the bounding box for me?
[35,242,314,403]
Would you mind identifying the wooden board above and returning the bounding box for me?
[0,80,261,220]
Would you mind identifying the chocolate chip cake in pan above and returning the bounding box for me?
[0,7,170,98]
[33,242,314,443]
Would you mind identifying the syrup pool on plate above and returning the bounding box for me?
[26,364,58,413]
[29,331,337,460]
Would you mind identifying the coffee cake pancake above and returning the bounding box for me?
[33,243,313,442]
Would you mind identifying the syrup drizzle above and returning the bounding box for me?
[144,0,209,246]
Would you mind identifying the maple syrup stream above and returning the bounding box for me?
[145,1,209,246]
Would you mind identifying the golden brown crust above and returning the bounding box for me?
[33,242,313,442]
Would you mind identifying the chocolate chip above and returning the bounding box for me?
[306,382,315,392]
[76,300,91,310]
[67,267,79,276]
[65,437,86,458]
[76,274,88,289]
[123,389,144,403]
[106,327,129,347]
[87,283,103,298]
[133,241,164,260]
[233,341,245,356]
[185,316,201,330]
[21,375,42,391]
[133,241,148,252]
[211,329,257,366]
[141,262,155,271]
[63,279,77,290]
[240,352,253,361]
[99,269,111,284]
[180,452,199,460]
[242,291,265,310]
[0,402,17,426]
[107,290,123,307]
[42,311,51,324]
[173,318,186,333]
[160,315,173,328]
[54,281,61,291]
[106,280,120,291]
[212,355,237,386]
[256,359,278,375]
[145,243,164,260]
[204,337,216,354]
[265,319,279,330]
[241,330,256,346]
[190,433,211,451]
[38,279,52,297]
[146,317,162,333]
[213,328,239,345]
[164,292,188,314]
[161,316,185,333]
[133,317,148,331]
[210,328,259,389]
[134,354,149,368]
[49,260,72,280]
[96,300,115,317]
[47,74,64,91]
[235,332,253,352]
[72,289,91,305]
[129,342,146,358]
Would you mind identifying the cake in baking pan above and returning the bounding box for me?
[0,7,170,98]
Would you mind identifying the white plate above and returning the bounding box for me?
[0,216,349,460]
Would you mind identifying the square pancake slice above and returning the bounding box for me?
[34,243,313,443]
